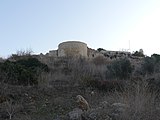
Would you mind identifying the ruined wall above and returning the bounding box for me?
[88,48,104,58]
[48,50,58,57]
[88,48,131,60]
[58,41,87,57]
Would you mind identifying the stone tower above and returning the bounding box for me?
[58,41,87,57]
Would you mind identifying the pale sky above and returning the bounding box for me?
[0,0,160,58]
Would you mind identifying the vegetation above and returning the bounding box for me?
[132,50,145,57]
[0,52,160,119]
[151,53,160,63]
[0,57,49,86]
[141,57,155,75]
[106,58,133,79]
[97,48,106,52]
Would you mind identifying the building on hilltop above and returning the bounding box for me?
[44,41,132,60]
[47,41,87,57]
[58,41,87,57]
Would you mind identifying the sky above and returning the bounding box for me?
[0,0,160,58]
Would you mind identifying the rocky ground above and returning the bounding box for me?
[1,82,160,120]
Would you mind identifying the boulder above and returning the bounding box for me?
[111,102,128,114]
[111,103,128,108]
[68,108,83,120]
[82,107,112,120]
[109,103,129,119]
[67,102,129,120]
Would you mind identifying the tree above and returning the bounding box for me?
[132,49,145,57]
[97,48,106,52]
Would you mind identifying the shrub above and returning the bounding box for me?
[97,48,106,52]
[141,57,155,75]
[151,54,160,63]
[106,58,133,80]
[0,57,49,86]
[16,57,49,72]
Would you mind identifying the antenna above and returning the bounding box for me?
[129,40,130,51]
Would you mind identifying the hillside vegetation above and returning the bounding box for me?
[0,52,160,120]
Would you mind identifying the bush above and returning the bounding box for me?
[132,50,145,57]
[0,57,49,86]
[141,57,155,75]
[16,57,49,72]
[106,58,133,80]
[151,54,160,63]
[97,48,106,52]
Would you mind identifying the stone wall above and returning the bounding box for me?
[88,48,104,58]
[48,50,58,57]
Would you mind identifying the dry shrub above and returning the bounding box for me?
[110,80,160,120]
[88,79,125,91]
[8,49,33,61]
[92,55,107,65]
[38,72,50,87]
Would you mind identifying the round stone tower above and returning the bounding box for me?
[58,41,87,57]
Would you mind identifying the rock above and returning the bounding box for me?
[68,101,115,120]
[68,108,83,120]
[99,101,110,108]
[53,115,69,120]
[111,103,128,108]
[105,116,112,120]
[88,113,96,119]
[111,102,128,114]
[82,107,112,120]
[109,102,129,119]
[109,113,120,120]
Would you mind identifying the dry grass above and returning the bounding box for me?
[107,80,160,120]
